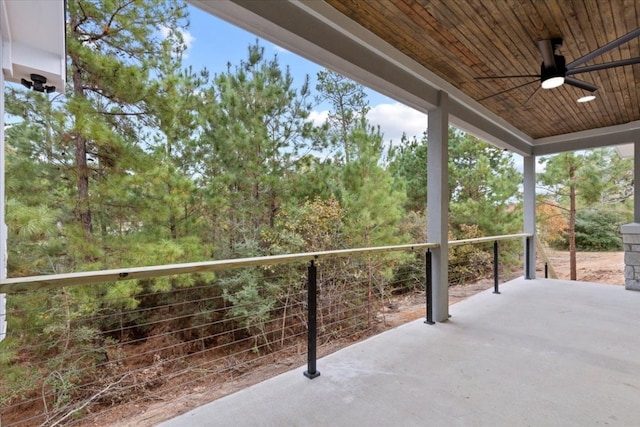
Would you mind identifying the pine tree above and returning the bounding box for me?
[196,42,315,255]
[65,0,188,237]
[448,129,521,237]
[143,29,209,241]
[315,69,369,163]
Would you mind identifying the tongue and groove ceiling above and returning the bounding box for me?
[191,0,640,156]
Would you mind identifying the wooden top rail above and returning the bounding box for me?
[0,233,532,293]
[448,233,531,247]
[0,242,439,293]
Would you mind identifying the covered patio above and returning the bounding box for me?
[1,1,639,425]
[161,278,640,426]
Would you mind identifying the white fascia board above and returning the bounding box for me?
[0,1,10,42]
[6,42,65,89]
[189,0,533,153]
[2,40,11,77]
[533,120,640,155]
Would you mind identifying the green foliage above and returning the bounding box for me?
[1,3,562,419]
[448,225,494,285]
[342,121,408,247]
[448,129,522,236]
[195,42,316,255]
[218,240,279,351]
[553,209,624,251]
[263,197,346,253]
[388,132,428,212]
[5,199,61,275]
[539,148,632,278]
[389,128,522,237]
[316,69,370,163]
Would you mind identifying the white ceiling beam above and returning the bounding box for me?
[5,42,65,89]
[449,103,532,155]
[533,120,640,155]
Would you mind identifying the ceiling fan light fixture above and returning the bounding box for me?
[541,76,564,89]
[577,95,596,103]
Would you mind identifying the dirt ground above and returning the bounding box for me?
[541,249,624,285]
[83,250,624,426]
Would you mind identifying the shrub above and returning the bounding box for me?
[553,209,623,251]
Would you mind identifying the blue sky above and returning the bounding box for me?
[182,4,430,147]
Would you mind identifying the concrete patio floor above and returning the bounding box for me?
[159,278,640,426]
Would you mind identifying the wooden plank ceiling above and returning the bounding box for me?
[325,0,640,140]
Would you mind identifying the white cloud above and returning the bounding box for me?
[366,103,428,145]
[159,26,195,58]
[306,103,427,146]
[307,110,329,126]
[180,29,196,51]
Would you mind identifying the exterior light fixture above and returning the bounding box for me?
[577,95,596,103]
[21,74,56,93]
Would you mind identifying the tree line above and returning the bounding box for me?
[0,0,633,422]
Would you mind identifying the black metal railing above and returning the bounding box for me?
[0,235,530,425]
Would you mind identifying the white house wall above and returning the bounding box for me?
[0,0,66,342]
[1,0,66,90]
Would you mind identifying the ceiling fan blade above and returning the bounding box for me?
[524,86,542,106]
[477,79,539,102]
[538,39,556,69]
[566,57,640,75]
[567,28,640,70]
[475,75,540,80]
[564,78,598,92]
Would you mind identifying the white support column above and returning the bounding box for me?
[0,29,7,342]
[523,154,536,279]
[427,91,449,322]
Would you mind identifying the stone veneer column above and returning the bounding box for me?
[621,223,640,290]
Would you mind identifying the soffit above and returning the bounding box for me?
[325,0,640,150]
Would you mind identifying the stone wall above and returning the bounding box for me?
[621,223,640,291]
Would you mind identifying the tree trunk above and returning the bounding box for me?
[569,170,577,280]
[167,178,178,239]
[169,213,178,239]
[72,66,93,236]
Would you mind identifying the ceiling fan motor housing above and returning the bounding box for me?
[541,54,567,82]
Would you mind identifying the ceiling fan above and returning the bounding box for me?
[476,27,640,103]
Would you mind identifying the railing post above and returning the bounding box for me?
[545,262,548,279]
[493,240,500,294]
[525,236,531,279]
[304,260,320,379]
[425,249,435,325]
